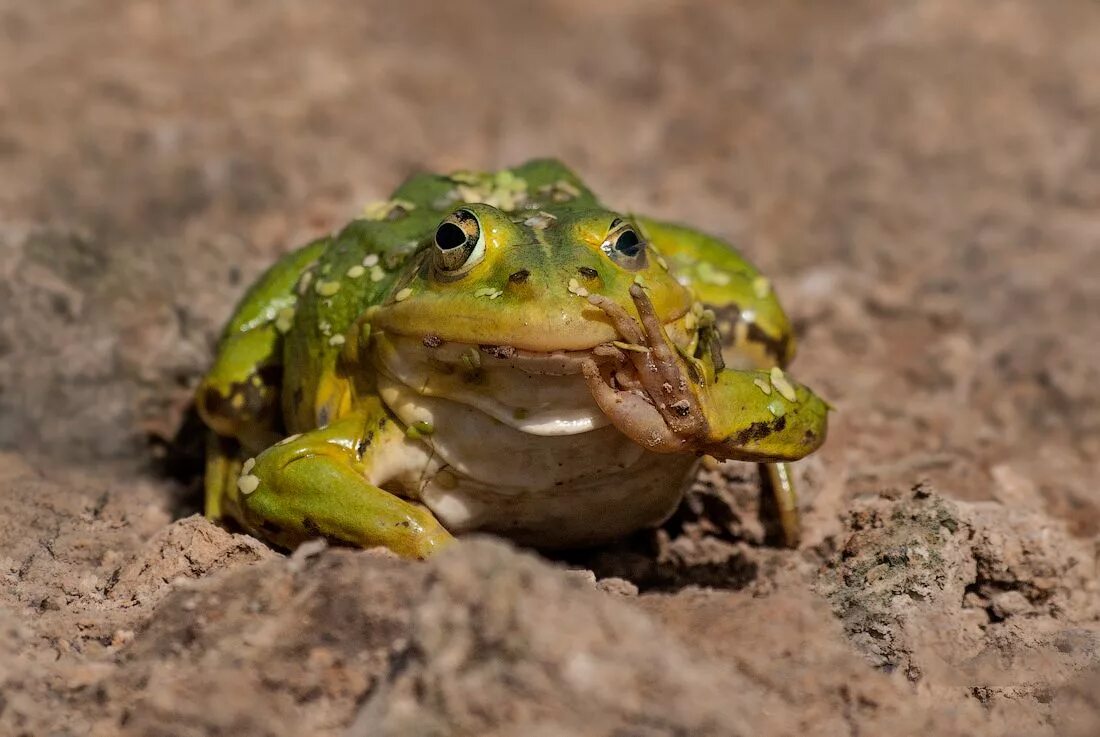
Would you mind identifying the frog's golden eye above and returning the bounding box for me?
[434,209,485,273]
[601,218,647,270]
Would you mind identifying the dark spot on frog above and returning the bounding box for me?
[356,431,373,457]
[396,520,410,528]
[302,517,321,536]
[508,269,530,284]
[578,266,599,280]
[480,344,516,359]
[378,416,387,428]
[731,415,787,446]
[747,323,792,367]
[714,304,792,366]
[317,406,330,426]
[422,334,443,348]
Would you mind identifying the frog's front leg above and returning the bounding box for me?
[223,412,453,559]
[582,285,827,464]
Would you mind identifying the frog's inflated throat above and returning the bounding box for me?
[196,159,828,558]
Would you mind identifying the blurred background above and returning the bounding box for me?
[1,0,1098,532]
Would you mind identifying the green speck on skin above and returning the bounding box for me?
[752,276,772,299]
[696,262,732,286]
[363,198,416,221]
[769,366,798,402]
[274,306,296,333]
[297,270,314,295]
[449,170,483,185]
[237,474,260,495]
[411,421,434,435]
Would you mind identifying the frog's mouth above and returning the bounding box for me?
[371,298,702,439]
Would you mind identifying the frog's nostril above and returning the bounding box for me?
[508,269,531,284]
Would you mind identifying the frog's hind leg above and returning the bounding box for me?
[197,238,330,520]
[204,432,245,522]
[231,412,454,559]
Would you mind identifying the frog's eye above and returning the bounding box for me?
[433,209,485,273]
[601,218,647,270]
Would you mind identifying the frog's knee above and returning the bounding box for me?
[237,434,305,487]
[231,444,301,541]
[196,373,279,439]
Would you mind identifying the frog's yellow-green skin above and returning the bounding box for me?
[197,159,827,558]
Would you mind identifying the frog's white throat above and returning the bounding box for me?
[374,334,608,436]
[370,334,694,548]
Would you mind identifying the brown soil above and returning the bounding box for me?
[2,1,1099,735]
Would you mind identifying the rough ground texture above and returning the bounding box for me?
[1,1,1099,735]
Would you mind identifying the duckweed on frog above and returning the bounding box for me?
[196,160,828,558]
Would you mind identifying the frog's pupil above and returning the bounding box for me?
[615,229,642,257]
[436,222,468,251]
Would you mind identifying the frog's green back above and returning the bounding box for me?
[390,158,602,213]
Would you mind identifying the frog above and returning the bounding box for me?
[196,159,828,559]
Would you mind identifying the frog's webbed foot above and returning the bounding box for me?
[582,284,707,451]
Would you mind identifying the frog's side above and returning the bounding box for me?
[197,159,828,558]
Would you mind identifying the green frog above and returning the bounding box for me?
[196,159,828,558]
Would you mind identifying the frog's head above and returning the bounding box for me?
[371,204,694,352]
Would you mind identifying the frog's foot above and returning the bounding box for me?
[581,284,708,451]
[228,418,455,559]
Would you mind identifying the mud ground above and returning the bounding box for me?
[2,1,1099,735]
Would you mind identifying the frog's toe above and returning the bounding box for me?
[580,358,685,453]
[586,285,709,443]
